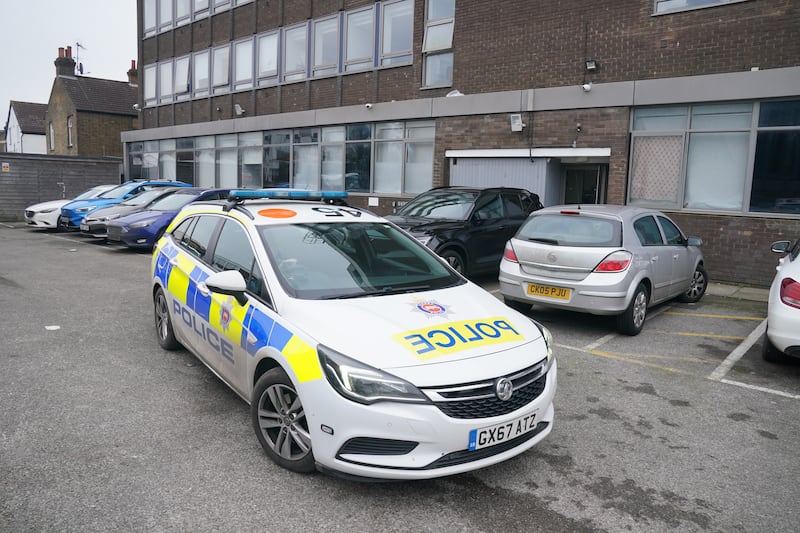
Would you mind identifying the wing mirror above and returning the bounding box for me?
[770,240,792,254]
[204,270,248,305]
[687,236,703,247]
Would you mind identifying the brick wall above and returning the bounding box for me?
[668,212,800,287]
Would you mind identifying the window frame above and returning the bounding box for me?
[379,0,414,67]
[312,15,341,78]
[233,37,255,91]
[282,22,309,82]
[344,6,375,72]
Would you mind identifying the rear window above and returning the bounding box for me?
[517,213,622,247]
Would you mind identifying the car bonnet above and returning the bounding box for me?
[282,284,545,387]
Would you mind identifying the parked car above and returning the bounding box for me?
[106,188,230,249]
[24,184,117,230]
[762,239,800,363]
[386,186,543,276]
[151,189,556,480]
[499,205,707,335]
[59,180,191,230]
[80,186,186,238]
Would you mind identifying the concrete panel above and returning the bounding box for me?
[533,81,635,111]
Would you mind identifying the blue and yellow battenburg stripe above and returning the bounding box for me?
[153,241,322,382]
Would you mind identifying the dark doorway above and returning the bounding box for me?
[564,165,608,204]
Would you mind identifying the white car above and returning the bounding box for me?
[24,184,117,229]
[151,190,557,480]
[763,239,800,363]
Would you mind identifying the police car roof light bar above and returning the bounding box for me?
[223,189,349,212]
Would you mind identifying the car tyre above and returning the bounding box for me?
[154,287,180,350]
[504,297,531,313]
[678,264,708,303]
[617,283,648,336]
[440,249,467,276]
[252,367,316,474]
[762,328,790,364]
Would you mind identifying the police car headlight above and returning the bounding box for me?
[318,345,428,405]
[130,218,157,228]
[531,320,555,372]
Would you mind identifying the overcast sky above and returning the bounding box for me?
[0,0,137,125]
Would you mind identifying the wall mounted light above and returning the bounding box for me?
[510,113,525,132]
[585,59,598,71]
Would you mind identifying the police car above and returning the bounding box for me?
[151,190,557,480]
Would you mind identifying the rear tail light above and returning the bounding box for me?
[780,277,800,309]
[594,251,632,273]
[503,242,518,263]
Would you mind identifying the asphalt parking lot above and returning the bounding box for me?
[2,223,799,532]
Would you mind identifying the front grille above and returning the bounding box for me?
[424,362,548,419]
[424,421,549,469]
[338,437,418,456]
[106,226,122,241]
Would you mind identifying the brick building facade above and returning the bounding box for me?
[123,0,800,286]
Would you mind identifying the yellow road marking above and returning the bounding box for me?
[588,349,696,375]
[651,330,747,341]
[663,311,764,321]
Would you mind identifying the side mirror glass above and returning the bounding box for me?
[770,240,791,254]
[687,236,703,247]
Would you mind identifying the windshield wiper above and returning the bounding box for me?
[323,284,434,300]
[526,237,560,245]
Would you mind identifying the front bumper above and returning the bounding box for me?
[80,220,110,237]
[107,225,155,248]
[25,212,60,228]
[303,360,557,480]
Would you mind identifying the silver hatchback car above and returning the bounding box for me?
[499,205,707,335]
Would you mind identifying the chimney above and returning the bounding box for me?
[55,46,76,77]
[127,59,138,87]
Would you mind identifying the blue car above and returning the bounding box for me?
[59,180,191,230]
[106,188,230,249]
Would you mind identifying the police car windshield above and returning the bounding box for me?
[258,222,463,300]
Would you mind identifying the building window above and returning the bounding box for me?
[380,0,413,66]
[423,0,454,87]
[49,123,54,151]
[312,16,340,78]
[193,0,210,19]
[212,45,231,94]
[628,100,800,215]
[283,24,308,82]
[193,50,210,97]
[257,32,279,86]
[174,55,191,100]
[176,0,191,26]
[344,7,375,72]
[233,38,254,90]
[67,116,74,147]
[654,0,750,15]
[264,131,291,188]
[214,0,231,12]
[144,0,157,37]
[144,64,157,106]
[159,61,174,103]
[159,0,173,32]
[750,101,800,213]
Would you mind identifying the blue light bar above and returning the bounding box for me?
[227,189,349,201]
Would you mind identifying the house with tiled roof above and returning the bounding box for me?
[44,46,139,157]
[4,101,48,154]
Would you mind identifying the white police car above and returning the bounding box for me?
[151,190,557,480]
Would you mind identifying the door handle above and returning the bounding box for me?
[651,256,659,262]
[673,254,680,260]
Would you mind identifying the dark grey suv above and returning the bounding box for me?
[386,186,543,276]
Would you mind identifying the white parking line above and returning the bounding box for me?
[717,378,800,400]
[707,319,767,381]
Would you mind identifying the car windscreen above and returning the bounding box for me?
[99,184,134,199]
[74,186,111,201]
[120,189,171,206]
[395,190,478,220]
[517,213,622,247]
[258,222,463,300]
[147,192,196,211]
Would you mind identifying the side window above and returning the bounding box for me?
[171,216,195,242]
[183,215,219,259]
[212,220,268,302]
[502,193,526,219]
[633,216,664,246]
[474,194,504,220]
[657,216,686,245]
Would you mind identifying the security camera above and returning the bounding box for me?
[364,103,373,109]
[581,83,592,92]
[132,103,141,110]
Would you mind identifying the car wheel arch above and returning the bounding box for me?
[252,356,284,393]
